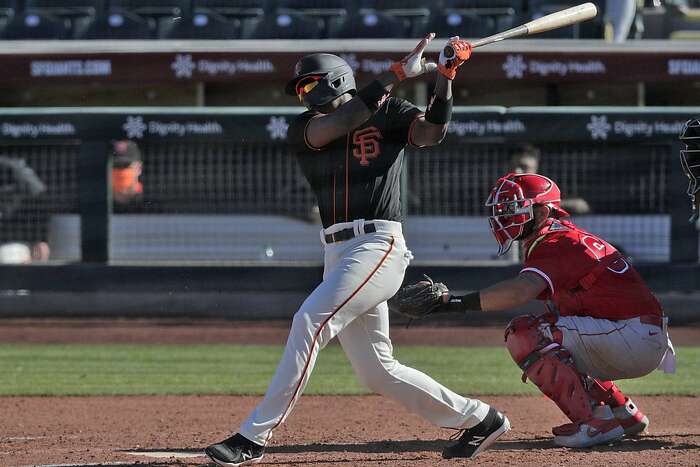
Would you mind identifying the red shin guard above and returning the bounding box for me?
[505,315,595,424]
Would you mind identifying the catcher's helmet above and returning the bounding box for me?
[680,117,700,222]
[485,173,569,256]
[285,53,356,108]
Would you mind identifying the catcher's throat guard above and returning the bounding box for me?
[485,173,568,256]
[680,117,700,222]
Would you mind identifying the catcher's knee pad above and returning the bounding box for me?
[505,314,594,424]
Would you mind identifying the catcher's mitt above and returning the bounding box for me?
[388,275,449,320]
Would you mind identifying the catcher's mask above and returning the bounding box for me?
[680,117,700,222]
[285,53,356,108]
[485,173,569,256]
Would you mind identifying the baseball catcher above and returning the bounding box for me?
[390,172,676,449]
[680,117,700,222]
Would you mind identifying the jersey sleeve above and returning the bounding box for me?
[287,110,323,151]
[385,97,423,145]
[521,236,578,299]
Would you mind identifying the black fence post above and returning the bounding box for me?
[670,141,699,263]
[79,140,111,263]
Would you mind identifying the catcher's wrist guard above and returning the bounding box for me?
[447,291,481,312]
[425,95,453,125]
[357,80,390,111]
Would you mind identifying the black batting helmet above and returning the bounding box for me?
[680,117,700,222]
[285,53,356,108]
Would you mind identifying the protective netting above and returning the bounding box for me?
[0,139,673,263]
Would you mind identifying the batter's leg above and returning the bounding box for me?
[238,235,408,446]
[337,301,489,429]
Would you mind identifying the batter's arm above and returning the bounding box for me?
[410,36,472,147]
[306,34,436,150]
[305,71,397,150]
[409,74,452,147]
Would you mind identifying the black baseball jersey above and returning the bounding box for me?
[288,97,422,228]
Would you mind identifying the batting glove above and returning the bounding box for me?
[438,36,472,80]
[391,33,438,82]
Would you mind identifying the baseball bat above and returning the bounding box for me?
[470,2,598,49]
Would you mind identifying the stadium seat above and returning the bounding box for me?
[664,2,700,37]
[109,1,187,20]
[356,1,430,38]
[276,0,348,39]
[73,9,153,39]
[194,0,265,20]
[243,11,323,39]
[428,10,498,38]
[276,0,347,9]
[329,10,410,38]
[25,0,100,19]
[0,0,14,29]
[158,10,240,39]
[0,10,71,39]
[444,0,525,9]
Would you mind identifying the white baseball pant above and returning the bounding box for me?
[239,219,489,446]
[542,314,675,381]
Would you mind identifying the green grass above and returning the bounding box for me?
[0,344,697,397]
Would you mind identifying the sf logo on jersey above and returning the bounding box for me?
[352,127,382,166]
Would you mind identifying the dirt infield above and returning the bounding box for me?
[1,319,698,467]
[1,395,698,467]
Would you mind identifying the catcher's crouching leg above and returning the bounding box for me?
[504,315,624,448]
[588,379,649,436]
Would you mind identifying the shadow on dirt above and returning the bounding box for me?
[121,435,700,466]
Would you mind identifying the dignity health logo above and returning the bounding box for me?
[266,116,289,140]
[170,53,274,78]
[586,115,612,140]
[123,116,147,139]
[502,55,527,79]
[503,54,606,79]
[171,54,196,78]
[122,115,223,139]
[586,115,686,140]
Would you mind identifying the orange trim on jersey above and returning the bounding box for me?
[303,114,325,152]
[407,113,426,148]
[345,133,350,222]
[267,236,396,442]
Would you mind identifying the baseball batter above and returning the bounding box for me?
[391,172,676,449]
[205,35,510,466]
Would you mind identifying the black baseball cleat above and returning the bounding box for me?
[442,406,511,459]
[205,433,265,466]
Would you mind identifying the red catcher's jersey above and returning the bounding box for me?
[521,219,663,320]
